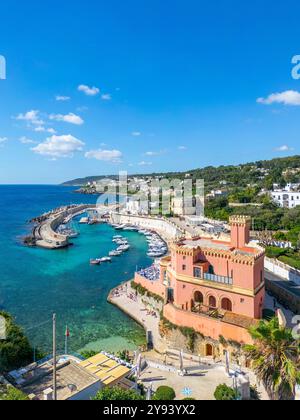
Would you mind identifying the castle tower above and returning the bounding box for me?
[230,215,251,248]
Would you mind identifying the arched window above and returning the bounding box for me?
[221,298,233,312]
[208,296,217,309]
[194,291,204,304]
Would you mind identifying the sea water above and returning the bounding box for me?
[0,185,150,354]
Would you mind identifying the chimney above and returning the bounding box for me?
[44,388,54,401]
[230,216,251,249]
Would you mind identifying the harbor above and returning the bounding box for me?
[24,204,115,250]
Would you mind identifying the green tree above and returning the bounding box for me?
[244,318,300,400]
[93,386,144,401]
[0,386,29,401]
[0,311,33,372]
[214,384,237,400]
[80,350,98,360]
[153,386,176,401]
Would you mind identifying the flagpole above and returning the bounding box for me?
[65,325,68,355]
[53,313,57,401]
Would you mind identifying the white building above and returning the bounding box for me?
[271,191,300,208]
[206,190,228,200]
[271,183,300,208]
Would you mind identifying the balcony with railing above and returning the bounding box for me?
[203,273,233,286]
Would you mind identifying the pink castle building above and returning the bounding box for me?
[134,216,265,355]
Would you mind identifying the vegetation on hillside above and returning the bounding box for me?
[63,155,300,188]
[265,247,300,270]
[0,311,34,373]
[205,197,300,232]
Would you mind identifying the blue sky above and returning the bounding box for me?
[1,0,300,184]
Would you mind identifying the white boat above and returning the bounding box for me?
[117,245,130,252]
[100,257,112,263]
[122,225,138,231]
[114,224,127,230]
[109,251,121,257]
[90,259,101,265]
[79,217,89,224]
[147,252,165,258]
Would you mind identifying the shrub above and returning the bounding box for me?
[263,309,276,321]
[0,386,29,401]
[93,386,144,401]
[0,311,34,372]
[153,386,176,401]
[214,384,237,401]
[80,350,98,360]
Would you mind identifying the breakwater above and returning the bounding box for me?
[25,204,96,249]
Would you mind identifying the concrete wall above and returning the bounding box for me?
[68,382,102,401]
[265,257,300,286]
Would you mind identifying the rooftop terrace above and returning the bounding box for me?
[21,360,99,401]
[178,237,259,256]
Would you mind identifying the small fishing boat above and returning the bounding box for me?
[114,224,126,230]
[90,259,101,265]
[123,225,138,231]
[100,257,112,263]
[109,251,120,257]
[117,245,130,252]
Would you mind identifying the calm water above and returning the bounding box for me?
[0,185,151,354]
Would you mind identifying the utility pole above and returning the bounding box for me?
[53,313,57,401]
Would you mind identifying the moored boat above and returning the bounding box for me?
[90,259,101,265]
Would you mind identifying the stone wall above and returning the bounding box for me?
[134,273,166,300]
[163,304,253,344]
[110,213,184,240]
[265,278,300,314]
[160,320,245,365]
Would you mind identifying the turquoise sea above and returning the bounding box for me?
[0,185,151,354]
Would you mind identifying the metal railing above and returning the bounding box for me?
[203,273,233,285]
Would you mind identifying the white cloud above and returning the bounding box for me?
[85,149,123,163]
[49,113,84,125]
[19,136,37,144]
[32,134,85,158]
[0,137,8,144]
[275,145,294,152]
[15,110,44,126]
[33,126,57,134]
[145,150,165,157]
[257,90,300,106]
[132,131,142,137]
[138,161,153,166]
[56,95,70,102]
[78,84,100,96]
[101,94,112,101]
[178,146,187,151]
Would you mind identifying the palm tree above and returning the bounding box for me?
[244,317,300,400]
